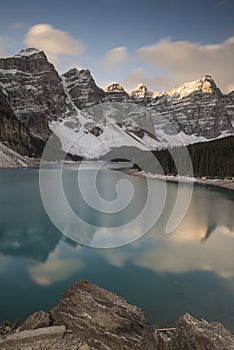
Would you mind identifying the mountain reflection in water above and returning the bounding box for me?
[0,165,233,331]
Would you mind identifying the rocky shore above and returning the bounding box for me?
[124,169,234,192]
[0,280,233,350]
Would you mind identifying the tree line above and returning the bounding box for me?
[135,136,234,178]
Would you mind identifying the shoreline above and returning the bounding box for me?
[123,169,234,192]
[0,160,233,192]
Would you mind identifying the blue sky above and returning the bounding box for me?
[0,0,234,92]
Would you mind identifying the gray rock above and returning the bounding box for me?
[104,82,129,102]
[50,280,157,350]
[0,48,74,139]
[0,326,66,348]
[19,311,52,331]
[146,75,234,139]
[0,87,45,158]
[168,312,234,350]
[62,68,105,109]
[154,328,175,350]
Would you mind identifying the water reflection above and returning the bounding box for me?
[0,167,233,329]
[27,242,85,286]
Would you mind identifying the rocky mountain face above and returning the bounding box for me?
[0,87,45,158]
[105,82,129,102]
[147,75,234,139]
[0,48,73,140]
[0,48,233,161]
[62,68,105,109]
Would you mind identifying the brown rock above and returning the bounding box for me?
[0,326,66,347]
[154,328,175,350]
[50,280,157,350]
[19,311,52,331]
[168,313,234,350]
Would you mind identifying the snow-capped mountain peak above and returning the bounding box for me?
[152,75,220,100]
[0,48,233,160]
[105,82,125,92]
[15,48,43,57]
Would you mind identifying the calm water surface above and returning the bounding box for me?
[0,163,234,330]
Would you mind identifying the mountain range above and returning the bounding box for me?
[0,47,233,165]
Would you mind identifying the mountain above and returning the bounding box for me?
[0,48,233,162]
[146,75,234,140]
[0,85,47,166]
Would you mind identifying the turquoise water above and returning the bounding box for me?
[0,164,234,330]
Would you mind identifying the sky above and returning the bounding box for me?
[0,0,234,92]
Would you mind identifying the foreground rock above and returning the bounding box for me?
[50,280,156,349]
[19,311,52,331]
[0,281,234,349]
[167,313,234,350]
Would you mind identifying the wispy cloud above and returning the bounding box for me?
[24,24,85,66]
[123,68,168,92]
[134,37,234,93]
[100,46,131,70]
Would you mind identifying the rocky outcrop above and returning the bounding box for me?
[0,88,45,158]
[19,312,52,332]
[130,83,151,105]
[105,82,129,102]
[0,326,66,350]
[147,75,234,138]
[50,280,156,350]
[0,48,74,139]
[62,68,105,109]
[1,281,234,350]
[167,313,234,350]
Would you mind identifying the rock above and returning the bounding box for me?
[0,320,19,337]
[19,311,52,331]
[130,83,151,105]
[79,343,90,350]
[167,312,234,350]
[154,328,175,350]
[0,48,74,139]
[104,82,129,102]
[0,326,66,347]
[105,82,125,92]
[147,75,233,139]
[50,280,157,350]
[0,87,45,158]
[62,68,105,109]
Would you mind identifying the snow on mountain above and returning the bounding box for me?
[49,101,159,159]
[0,48,233,160]
[14,48,42,57]
[146,75,233,139]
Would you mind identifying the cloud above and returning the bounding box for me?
[100,46,131,70]
[24,24,85,66]
[28,242,85,286]
[100,222,234,280]
[136,37,234,93]
[123,68,169,92]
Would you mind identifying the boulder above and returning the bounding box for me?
[168,313,234,350]
[50,280,157,350]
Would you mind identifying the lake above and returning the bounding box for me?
[0,162,234,331]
